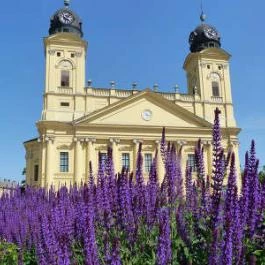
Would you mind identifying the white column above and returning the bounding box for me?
[155,140,165,184]
[38,137,46,188]
[202,140,212,177]
[86,137,96,180]
[74,138,83,185]
[25,150,32,186]
[133,139,142,179]
[110,138,120,173]
[203,141,212,177]
[230,140,241,190]
[45,136,55,189]
[177,140,187,180]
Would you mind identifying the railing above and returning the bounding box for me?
[57,87,73,94]
[84,87,203,104]
[115,90,133,98]
[161,93,175,101]
[180,94,195,102]
[211,96,223,103]
[92,89,110,97]
[0,179,18,194]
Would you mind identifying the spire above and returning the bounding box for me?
[200,0,206,23]
[64,0,70,8]
[188,1,221,52]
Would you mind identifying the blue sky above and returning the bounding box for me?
[0,0,264,182]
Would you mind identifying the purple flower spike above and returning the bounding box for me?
[135,142,146,220]
[160,127,166,164]
[224,153,237,226]
[211,108,225,225]
[222,225,233,265]
[195,139,205,187]
[185,164,192,210]
[110,238,122,265]
[157,207,171,265]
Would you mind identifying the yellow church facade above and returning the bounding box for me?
[24,1,240,189]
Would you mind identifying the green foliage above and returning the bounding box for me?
[0,240,18,265]
[127,223,158,265]
[259,165,265,184]
[23,249,37,265]
[71,241,85,265]
[253,249,265,265]
[95,221,158,265]
[245,214,265,265]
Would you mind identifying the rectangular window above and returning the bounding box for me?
[122,153,130,171]
[34,165,39,181]
[61,70,70,87]
[60,102,70,107]
[187,154,197,172]
[144,153,152,173]
[212,81,220,97]
[99,152,107,168]
[60,152,69,172]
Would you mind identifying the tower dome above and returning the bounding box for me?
[49,0,83,38]
[189,13,221,53]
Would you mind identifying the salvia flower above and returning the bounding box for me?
[157,207,171,265]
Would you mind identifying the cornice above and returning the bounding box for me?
[36,120,72,131]
[183,47,231,70]
[44,33,88,50]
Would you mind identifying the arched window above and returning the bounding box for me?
[61,70,69,87]
[212,81,220,96]
[210,73,221,97]
[58,60,73,87]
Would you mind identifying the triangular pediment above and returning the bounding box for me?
[73,90,212,129]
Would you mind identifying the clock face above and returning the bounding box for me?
[210,72,220,81]
[204,27,218,39]
[142,110,152,121]
[59,11,74,24]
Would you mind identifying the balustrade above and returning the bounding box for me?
[57,87,73,94]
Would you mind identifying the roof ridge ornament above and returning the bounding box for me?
[200,11,206,23]
[64,0,70,8]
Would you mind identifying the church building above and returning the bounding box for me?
[24,0,240,188]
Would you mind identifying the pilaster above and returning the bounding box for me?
[176,140,187,178]
[85,137,96,180]
[202,140,212,177]
[110,138,120,173]
[44,135,55,189]
[133,139,143,177]
[229,139,241,189]
[74,137,84,184]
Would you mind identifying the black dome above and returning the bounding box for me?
[189,15,221,53]
[49,2,83,38]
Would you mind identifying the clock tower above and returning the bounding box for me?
[183,13,236,127]
[42,0,87,121]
